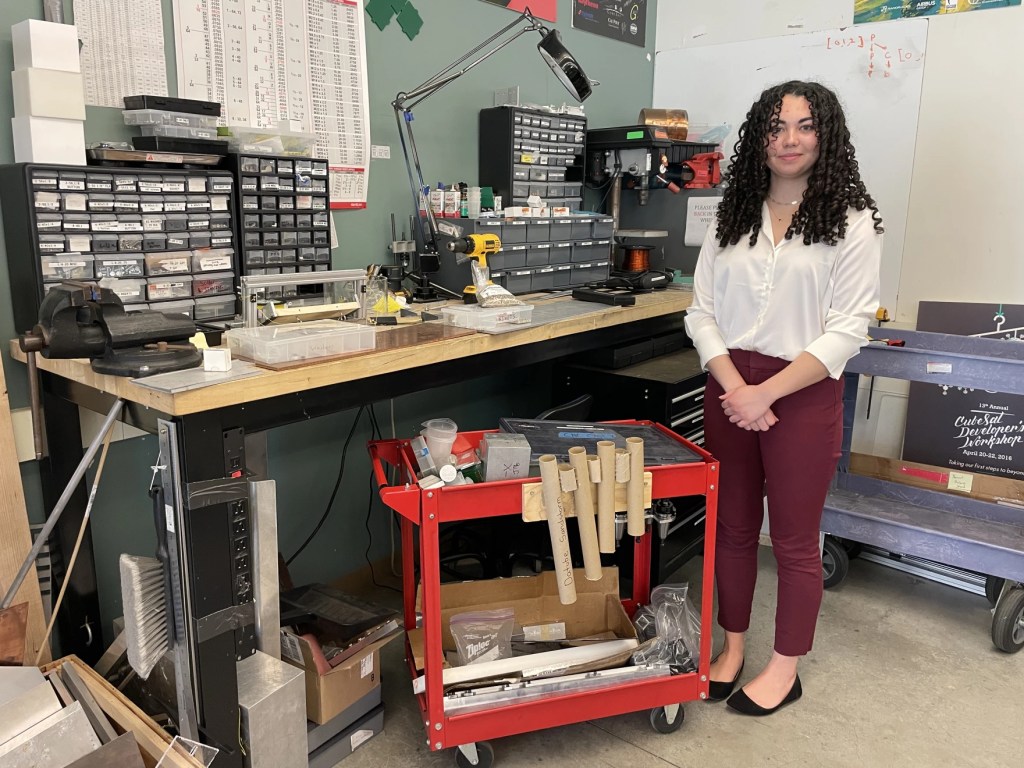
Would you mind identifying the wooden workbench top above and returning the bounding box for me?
[9,291,691,417]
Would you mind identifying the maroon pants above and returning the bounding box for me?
[704,350,844,657]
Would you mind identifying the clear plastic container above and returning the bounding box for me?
[145,251,192,275]
[147,275,193,301]
[225,321,375,364]
[192,271,235,297]
[41,253,93,281]
[221,125,318,156]
[151,299,195,319]
[139,123,219,140]
[420,418,458,469]
[438,304,534,331]
[122,109,219,129]
[194,295,237,321]
[95,253,145,279]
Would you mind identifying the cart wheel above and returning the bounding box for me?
[985,575,1006,608]
[840,538,863,559]
[991,587,1024,653]
[822,536,849,589]
[649,704,685,734]
[455,741,494,768]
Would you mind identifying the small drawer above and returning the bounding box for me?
[245,249,265,267]
[262,214,279,229]
[210,175,234,194]
[138,175,164,194]
[186,194,211,211]
[147,275,193,301]
[512,165,530,182]
[187,215,211,231]
[511,182,530,198]
[118,233,144,252]
[669,382,708,417]
[193,247,235,273]
[279,214,296,229]
[41,253,93,281]
[546,185,565,198]
[210,230,234,248]
[31,170,59,189]
[298,214,314,229]
[312,230,329,245]
[571,240,597,263]
[278,196,296,211]
[669,408,704,432]
[63,213,92,232]
[194,295,237,320]
[142,214,166,231]
[63,193,88,212]
[242,195,260,210]
[58,172,87,192]
[117,215,143,233]
[280,248,297,264]
[570,218,592,239]
[240,176,259,193]
[87,194,115,212]
[114,195,141,212]
[113,175,138,192]
[277,159,294,175]
[527,218,550,242]
[314,248,330,263]
[296,231,312,246]
[139,195,165,213]
[313,212,330,228]
[163,195,187,213]
[189,233,212,249]
[552,264,573,287]
[86,173,114,192]
[549,218,573,240]
[494,245,526,270]
[244,214,261,229]
[166,232,191,250]
[526,243,550,267]
[265,250,283,265]
[531,266,556,291]
[506,268,533,294]
[35,213,63,232]
[106,278,146,303]
[529,168,548,181]
[151,299,195,319]
[501,219,527,244]
[164,213,189,232]
[260,175,280,192]
[279,176,295,192]
[34,191,62,211]
[262,232,281,247]
[281,231,298,246]
[193,271,235,297]
[95,253,145,279]
[239,156,260,173]
[146,251,192,275]
[91,234,119,252]
[548,242,571,263]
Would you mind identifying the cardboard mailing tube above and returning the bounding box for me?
[587,454,601,484]
[596,441,617,553]
[538,454,577,604]
[614,448,630,482]
[626,437,645,536]
[568,447,602,581]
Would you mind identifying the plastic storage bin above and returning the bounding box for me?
[147,275,193,301]
[41,253,93,281]
[438,303,534,331]
[225,321,376,364]
[122,109,219,129]
[152,299,195,319]
[194,294,237,321]
[95,253,145,279]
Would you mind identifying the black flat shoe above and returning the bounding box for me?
[705,656,744,702]
[726,674,802,716]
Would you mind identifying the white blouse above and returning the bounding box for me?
[684,203,882,380]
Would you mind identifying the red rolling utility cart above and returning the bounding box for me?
[368,421,719,768]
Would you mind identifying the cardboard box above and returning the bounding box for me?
[408,567,635,672]
[12,68,86,120]
[279,628,395,725]
[12,20,81,73]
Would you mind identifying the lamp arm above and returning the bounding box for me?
[394,105,439,256]
[393,12,545,110]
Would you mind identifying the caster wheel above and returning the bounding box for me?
[649,704,684,734]
[991,587,1024,654]
[455,741,494,768]
[822,536,850,589]
[840,538,863,559]
[985,575,1006,608]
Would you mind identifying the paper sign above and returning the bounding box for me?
[523,622,567,642]
[351,729,374,750]
[360,653,373,678]
[684,196,723,246]
[927,362,953,374]
[947,472,974,493]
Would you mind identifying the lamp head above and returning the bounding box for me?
[537,29,592,102]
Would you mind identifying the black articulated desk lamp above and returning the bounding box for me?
[392,9,594,301]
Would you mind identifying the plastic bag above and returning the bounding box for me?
[630,583,701,673]
[471,260,524,308]
[450,608,515,665]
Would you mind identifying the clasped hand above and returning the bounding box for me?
[720,384,779,431]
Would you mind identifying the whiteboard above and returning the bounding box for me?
[653,19,929,315]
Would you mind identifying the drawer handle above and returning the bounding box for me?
[671,386,706,404]
[670,412,702,428]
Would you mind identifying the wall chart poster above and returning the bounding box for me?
[855,0,1020,24]
[902,301,1024,481]
[572,0,646,47]
[173,0,371,209]
[479,0,557,22]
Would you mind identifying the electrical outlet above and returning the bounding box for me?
[371,144,391,159]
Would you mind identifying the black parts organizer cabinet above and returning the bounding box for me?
[0,163,239,332]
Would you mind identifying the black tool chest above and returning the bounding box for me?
[553,346,709,583]
[0,163,239,333]
[478,106,587,210]
[229,153,332,301]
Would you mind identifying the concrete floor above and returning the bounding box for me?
[342,548,1022,768]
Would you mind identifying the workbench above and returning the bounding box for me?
[9,290,690,768]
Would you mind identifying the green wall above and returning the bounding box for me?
[0,0,658,642]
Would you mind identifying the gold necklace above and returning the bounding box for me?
[767,194,801,206]
[766,200,796,223]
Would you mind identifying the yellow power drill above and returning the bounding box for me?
[446,233,502,303]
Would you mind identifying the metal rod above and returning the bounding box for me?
[26,351,44,460]
[2,398,125,609]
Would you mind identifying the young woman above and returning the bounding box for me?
[684,81,883,716]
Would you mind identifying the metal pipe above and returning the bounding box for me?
[26,351,44,460]
[2,398,125,609]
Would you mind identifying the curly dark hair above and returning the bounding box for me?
[715,80,884,248]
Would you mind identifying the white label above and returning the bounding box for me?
[685,196,723,246]
[114,201,138,210]
[164,202,187,212]
[36,220,62,230]
[175,116,189,125]
[350,730,374,750]
[121,222,144,232]
[163,182,186,192]
[106,260,138,267]
[33,177,58,187]
[160,258,190,273]
[141,201,164,212]
[114,288,139,299]
[523,622,566,642]
[243,200,258,209]
[262,181,280,190]
[212,183,232,192]
[67,237,92,250]
[211,196,229,211]
[370,144,391,159]
[51,260,86,268]
[60,180,86,191]
[200,255,232,271]
[92,222,120,232]
[87,182,111,191]
[39,242,65,251]
[360,654,373,678]
[67,198,91,211]
[188,178,208,192]
[139,183,162,193]
[211,236,232,246]
[436,221,463,238]
[280,632,303,664]
[143,219,164,231]
[165,504,176,533]
[927,362,953,374]
[187,201,210,209]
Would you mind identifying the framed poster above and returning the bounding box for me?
[572,0,647,47]
[480,0,557,22]
[902,301,1024,481]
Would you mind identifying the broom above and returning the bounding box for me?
[120,484,173,680]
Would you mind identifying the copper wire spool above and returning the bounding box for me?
[638,108,689,140]
[620,245,652,273]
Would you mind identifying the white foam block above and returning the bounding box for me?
[11,20,81,73]
[12,68,86,120]
[11,116,86,165]
[203,347,232,372]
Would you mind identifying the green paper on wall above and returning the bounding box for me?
[396,4,423,40]
[365,0,398,30]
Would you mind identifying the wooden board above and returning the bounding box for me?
[521,473,653,522]
[40,656,201,768]
[0,358,48,664]
[849,452,1024,506]
[9,291,690,416]
[0,602,29,665]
